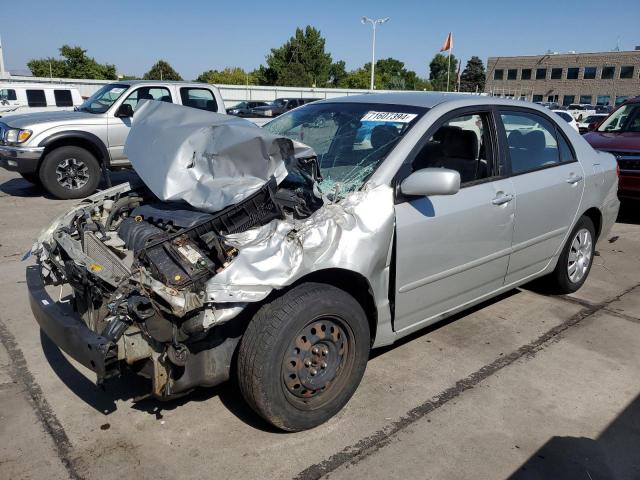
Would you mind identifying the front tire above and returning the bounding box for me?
[39,146,101,199]
[237,283,370,431]
[546,216,596,294]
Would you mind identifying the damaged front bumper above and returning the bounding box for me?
[27,265,119,383]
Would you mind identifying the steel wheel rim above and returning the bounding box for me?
[567,228,592,283]
[283,316,350,403]
[55,158,89,190]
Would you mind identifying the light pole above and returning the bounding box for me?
[361,16,389,90]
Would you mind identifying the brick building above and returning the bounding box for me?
[485,49,640,106]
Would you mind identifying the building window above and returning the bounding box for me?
[615,96,630,106]
[54,90,73,107]
[547,95,559,102]
[579,95,592,104]
[507,69,517,80]
[532,94,543,102]
[620,66,635,79]
[563,95,575,106]
[583,67,597,79]
[551,68,562,79]
[601,66,615,79]
[493,69,504,80]
[26,90,47,107]
[596,95,610,106]
[567,68,579,80]
[521,69,532,80]
[536,68,547,80]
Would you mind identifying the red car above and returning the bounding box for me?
[584,97,640,200]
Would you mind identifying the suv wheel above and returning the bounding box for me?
[39,146,101,199]
[237,283,370,431]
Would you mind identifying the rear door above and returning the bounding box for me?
[498,109,584,284]
[393,108,515,332]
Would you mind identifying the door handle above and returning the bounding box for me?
[491,193,514,206]
[566,174,583,184]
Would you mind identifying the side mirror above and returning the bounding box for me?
[587,122,599,132]
[400,168,461,197]
[115,103,134,118]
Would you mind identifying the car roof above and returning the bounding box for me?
[112,80,213,87]
[313,92,552,110]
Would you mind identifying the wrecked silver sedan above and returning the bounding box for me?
[27,94,619,431]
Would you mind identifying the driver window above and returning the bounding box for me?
[122,87,172,112]
[411,113,495,185]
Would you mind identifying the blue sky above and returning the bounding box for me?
[2,0,639,79]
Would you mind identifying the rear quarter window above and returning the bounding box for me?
[54,89,74,107]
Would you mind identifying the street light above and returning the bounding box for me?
[361,16,389,90]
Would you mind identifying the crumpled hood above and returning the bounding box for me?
[124,100,293,212]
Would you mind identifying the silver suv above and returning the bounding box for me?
[0,80,224,198]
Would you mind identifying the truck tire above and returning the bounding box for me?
[38,146,101,199]
[237,282,370,431]
[545,216,596,294]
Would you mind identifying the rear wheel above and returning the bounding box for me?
[546,216,596,294]
[237,283,370,431]
[39,146,101,199]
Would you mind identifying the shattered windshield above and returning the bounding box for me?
[264,102,426,194]
[78,83,129,114]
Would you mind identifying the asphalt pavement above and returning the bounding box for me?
[0,169,638,480]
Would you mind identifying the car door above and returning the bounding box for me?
[393,109,515,333]
[498,109,584,284]
[107,86,173,163]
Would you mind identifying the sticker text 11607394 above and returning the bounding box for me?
[361,111,418,123]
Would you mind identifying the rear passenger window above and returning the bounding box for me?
[411,112,496,185]
[26,89,47,107]
[54,89,73,107]
[180,88,217,112]
[558,132,575,163]
[500,112,561,174]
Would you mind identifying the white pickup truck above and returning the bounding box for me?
[0,80,225,198]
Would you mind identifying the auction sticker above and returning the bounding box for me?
[361,111,418,123]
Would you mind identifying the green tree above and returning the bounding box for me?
[342,58,431,91]
[143,60,182,81]
[196,67,257,85]
[27,45,117,79]
[429,53,458,92]
[263,26,333,87]
[327,60,348,87]
[459,56,486,93]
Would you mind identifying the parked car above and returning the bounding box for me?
[0,80,224,199]
[249,97,318,117]
[553,109,579,132]
[566,104,596,121]
[595,105,613,114]
[584,96,640,200]
[577,114,609,134]
[535,101,560,110]
[0,83,83,117]
[27,93,619,432]
[226,100,270,116]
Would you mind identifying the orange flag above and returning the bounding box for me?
[440,32,453,52]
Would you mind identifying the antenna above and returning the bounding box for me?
[614,37,621,52]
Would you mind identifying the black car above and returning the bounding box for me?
[226,101,270,116]
[249,98,318,117]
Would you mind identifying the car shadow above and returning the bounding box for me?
[617,199,640,225]
[40,327,280,432]
[507,393,640,479]
[0,169,140,199]
[0,177,50,198]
